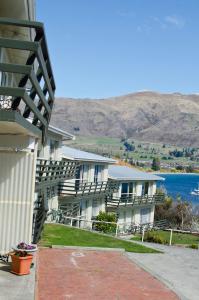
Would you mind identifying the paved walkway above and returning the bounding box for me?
[127,242,199,300]
[36,248,178,300]
[0,260,35,300]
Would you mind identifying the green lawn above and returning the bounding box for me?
[131,230,199,245]
[40,224,159,253]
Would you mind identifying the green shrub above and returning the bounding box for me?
[94,211,117,234]
[144,230,167,244]
[187,244,198,250]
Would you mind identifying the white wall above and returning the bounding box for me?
[0,150,36,254]
[118,204,155,229]
[0,135,36,150]
[38,133,62,161]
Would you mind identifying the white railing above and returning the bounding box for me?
[55,215,143,237]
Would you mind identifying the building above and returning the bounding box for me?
[0,0,77,254]
[58,146,118,228]
[107,165,165,232]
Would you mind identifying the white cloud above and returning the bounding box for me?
[165,15,185,29]
[151,16,167,29]
[136,24,152,34]
[117,10,135,18]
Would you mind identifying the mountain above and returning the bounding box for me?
[51,91,199,147]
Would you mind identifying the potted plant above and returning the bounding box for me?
[10,242,37,275]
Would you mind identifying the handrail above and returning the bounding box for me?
[106,193,165,207]
[59,179,119,197]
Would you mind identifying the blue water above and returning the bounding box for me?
[157,174,199,206]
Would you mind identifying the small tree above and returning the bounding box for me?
[174,197,192,229]
[151,157,160,171]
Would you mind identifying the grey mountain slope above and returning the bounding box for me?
[51,91,199,147]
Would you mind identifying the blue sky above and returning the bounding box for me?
[37,0,199,98]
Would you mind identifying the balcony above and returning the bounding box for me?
[59,179,119,198]
[35,159,77,190]
[106,193,165,209]
[0,18,55,143]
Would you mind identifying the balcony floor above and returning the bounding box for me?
[0,111,41,137]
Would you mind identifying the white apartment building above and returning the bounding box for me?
[107,165,164,232]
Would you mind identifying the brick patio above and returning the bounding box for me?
[36,248,179,300]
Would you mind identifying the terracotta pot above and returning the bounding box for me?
[11,254,33,275]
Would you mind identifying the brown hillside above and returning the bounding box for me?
[51,91,199,147]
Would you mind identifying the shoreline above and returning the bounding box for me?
[153,172,199,175]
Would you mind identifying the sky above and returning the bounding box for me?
[37,0,199,98]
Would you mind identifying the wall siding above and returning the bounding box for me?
[0,151,35,254]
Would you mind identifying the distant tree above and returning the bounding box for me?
[186,165,194,173]
[123,141,135,152]
[176,165,184,171]
[161,156,168,160]
[169,149,184,158]
[151,157,160,171]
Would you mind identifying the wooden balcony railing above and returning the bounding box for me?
[106,193,165,208]
[59,179,119,197]
[35,159,77,189]
[0,18,55,143]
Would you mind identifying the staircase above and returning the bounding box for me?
[59,202,80,218]
[32,193,48,243]
[105,197,120,212]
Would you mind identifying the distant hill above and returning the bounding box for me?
[51,91,199,147]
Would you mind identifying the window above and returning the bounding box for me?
[121,183,128,199]
[121,182,136,199]
[50,140,59,159]
[129,182,136,195]
[92,199,98,217]
[94,165,103,183]
[76,165,89,182]
[140,208,151,224]
[141,182,149,196]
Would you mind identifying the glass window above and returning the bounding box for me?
[141,182,149,196]
[121,183,128,199]
[94,165,103,183]
[140,208,151,224]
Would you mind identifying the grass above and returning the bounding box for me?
[131,230,199,245]
[40,224,159,253]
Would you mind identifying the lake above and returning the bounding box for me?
[157,173,199,206]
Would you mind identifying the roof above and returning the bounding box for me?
[48,125,75,140]
[108,165,165,181]
[62,146,116,164]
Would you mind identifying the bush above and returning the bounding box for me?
[144,231,167,244]
[94,212,117,234]
[187,244,198,250]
